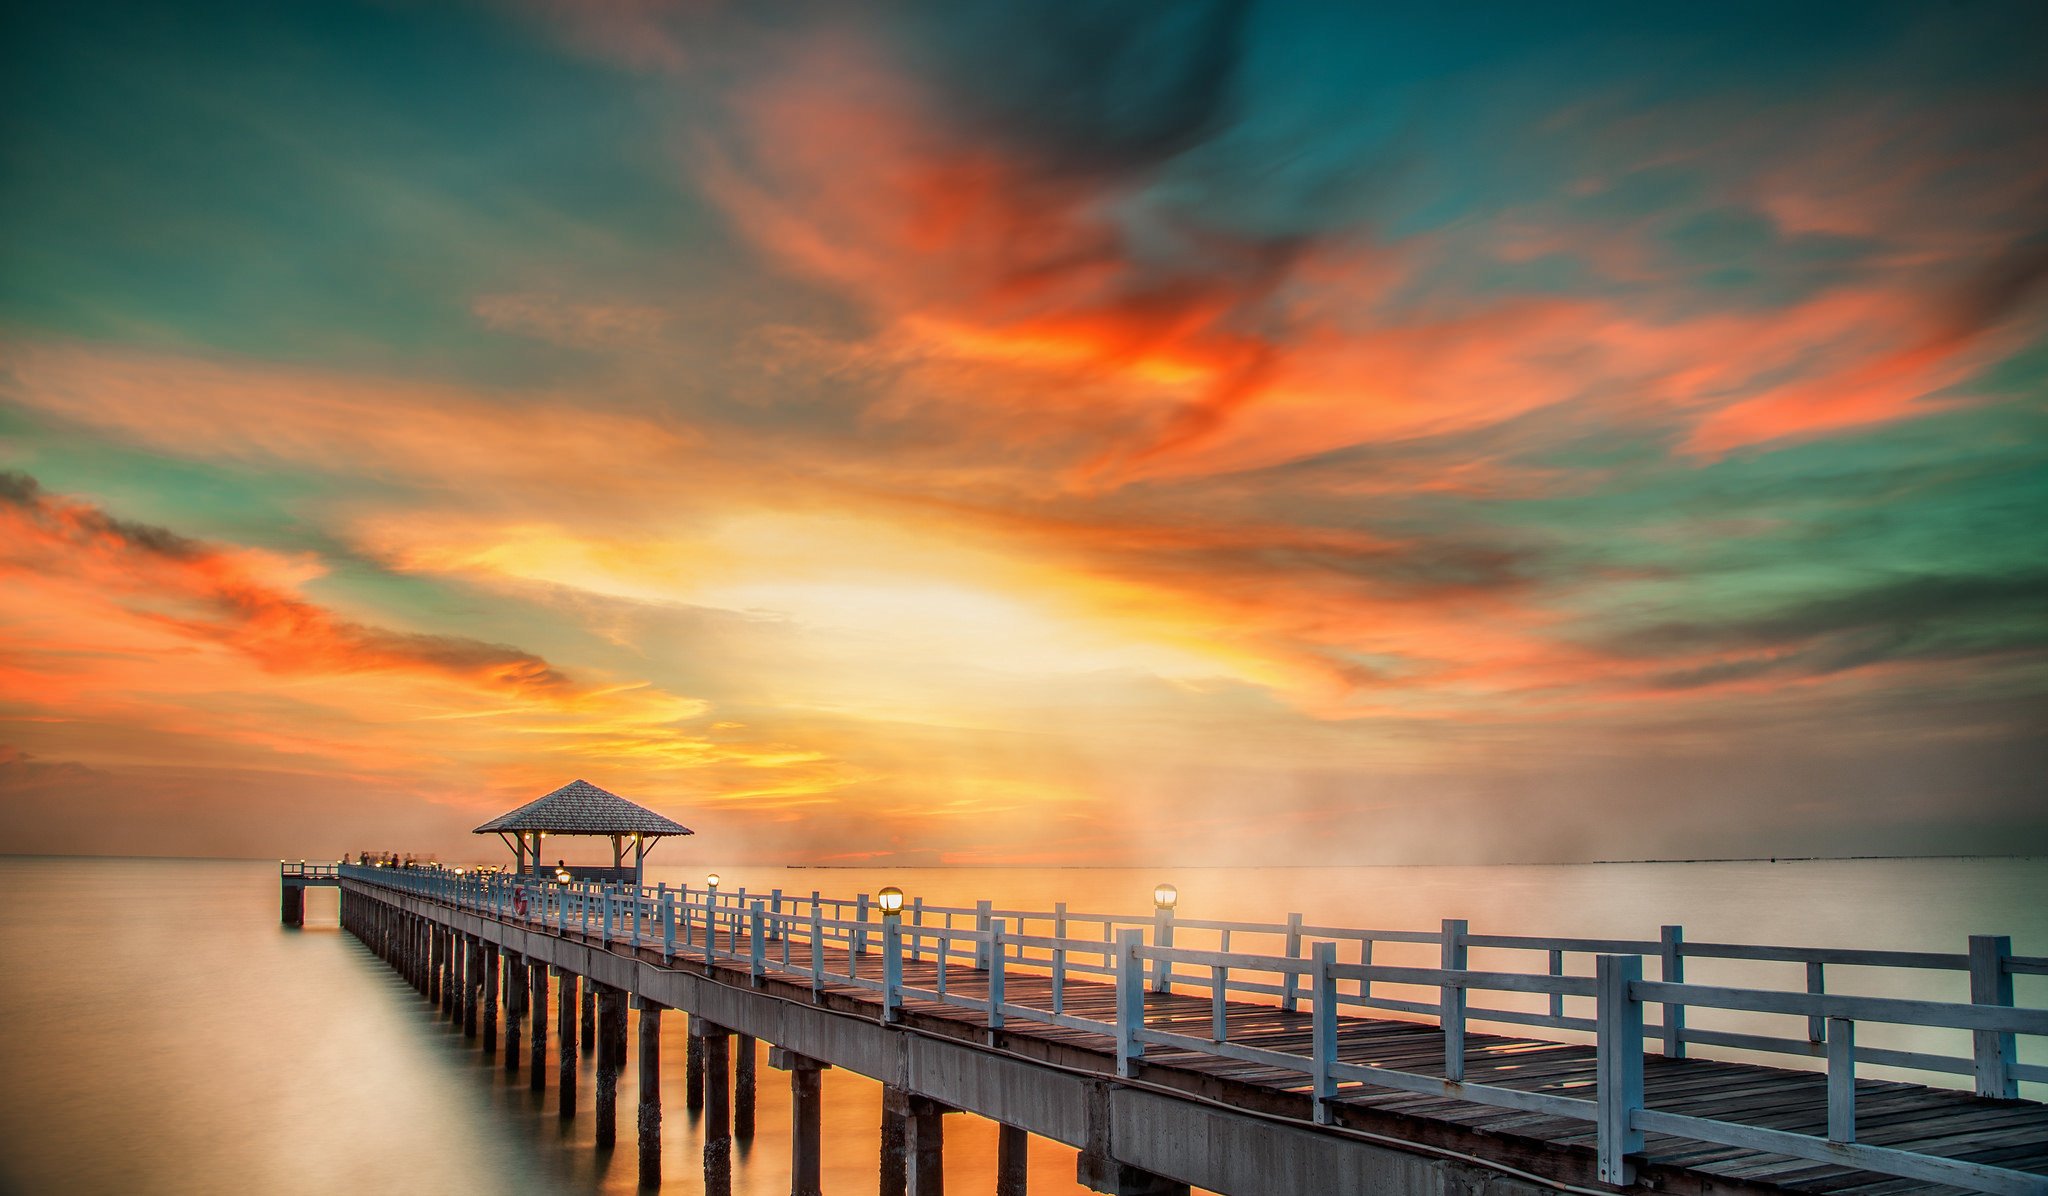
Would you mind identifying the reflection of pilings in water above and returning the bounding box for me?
[637,1000,662,1188]
[734,1033,756,1140]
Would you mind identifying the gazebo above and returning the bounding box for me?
[473,778,693,885]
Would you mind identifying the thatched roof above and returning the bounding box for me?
[473,779,693,838]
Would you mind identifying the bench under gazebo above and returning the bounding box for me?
[474,778,692,885]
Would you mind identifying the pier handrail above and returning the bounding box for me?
[336,863,2046,1194]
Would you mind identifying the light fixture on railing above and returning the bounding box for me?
[556,869,571,883]
[1153,883,1178,911]
[877,886,905,917]
[706,872,720,890]
[454,867,465,876]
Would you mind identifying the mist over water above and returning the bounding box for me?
[0,855,2041,1195]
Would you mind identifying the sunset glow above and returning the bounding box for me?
[2,1,2043,865]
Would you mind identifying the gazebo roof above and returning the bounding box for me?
[473,779,693,838]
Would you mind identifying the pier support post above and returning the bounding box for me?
[281,882,304,926]
[442,929,457,1016]
[770,1047,829,1196]
[529,960,548,1091]
[998,1123,1028,1196]
[686,1017,705,1113]
[734,1033,756,1139]
[556,968,579,1119]
[595,985,628,1149]
[429,928,443,1005]
[482,943,500,1057]
[463,937,481,1038]
[582,985,597,1048]
[881,1088,908,1196]
[635,997,664,1187]
[504,950,523,1073]
[702,1021,733,1194]
[882,1088,950,1196]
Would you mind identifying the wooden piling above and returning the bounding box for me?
[582,984,596,1046]
[556,968,579,1119]
[638,1001,662,1188]
[703,1025,733,1196]
[734,1033,756,1139]
[998,1123,1028,1196]
[463,938,480,1038]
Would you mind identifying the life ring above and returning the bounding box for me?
[514,890,530,918]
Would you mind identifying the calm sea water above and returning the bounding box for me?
[0,855,2041,1196]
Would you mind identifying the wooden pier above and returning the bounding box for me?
[321,865,2048,1196]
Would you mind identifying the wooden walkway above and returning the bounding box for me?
[542,918,2048,1196]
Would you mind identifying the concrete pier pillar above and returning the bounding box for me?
[556,968,579,1119]
[281,883,303,926]
[595,985,627,1149]
[880,1088,908,1196]
[529,961,549,1091]
[463,938,480,1038]
[637,999,663,1188]
[442,930,457,1015]
[770,1047,829,1196]
[907,1094,947,1196]
[504,951,524,1073]
[1076,1156,1189,1196]
[998,1123,1029,1196]
[482,943,500,1056]
[686,1020,705,1113]
[582,985,597,1046]
[429,929,442,1004]
[734,1033,757,1140]
[703,1025,733,1196]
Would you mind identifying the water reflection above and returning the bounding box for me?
[0,856,2040,1195]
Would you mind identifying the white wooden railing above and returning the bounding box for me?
[338,864,2046,1194]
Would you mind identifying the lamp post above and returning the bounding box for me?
[1152,883,1178,993]
[878,886,906,1021]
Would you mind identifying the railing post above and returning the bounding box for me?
[1806,961,1826,1044]
[1280,912,1304,1012]
[882,915,903,1023]
[661,887,675,961]
[1052,901,1068,1016]
[911,897,924,963]
[1826,1016,1856,1143]
[855,893,870,958]
[809,905,825,999]
[632,886,644,950]
[975,900,993,970]
[1151,903,1175,993]
[769,889,783,941]
[603,883,614,943]
[989,919,1006,1031]
[1441,918,1468,1082]
[1312,941,1338,1125]
[1116,929,1144,1077]
[1660,925,1686,1057]
[1595,954,1644,1187]
[1969,934,2017,1098]
[749,900,766,984]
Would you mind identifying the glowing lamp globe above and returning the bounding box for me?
[877,886,905,916]
[706,873,721,889]
[1153,883,1178,911]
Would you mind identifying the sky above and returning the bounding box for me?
[1,0,2044,866]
